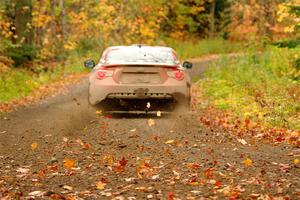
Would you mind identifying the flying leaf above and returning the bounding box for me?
[96,110,103,116]
[148,119,155,127]
[156,111,161,117]
[243,158,253,167]
[31,142,38,151]
[146,102,151,108]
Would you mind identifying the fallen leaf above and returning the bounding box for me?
[188,177,199,186]
[151,174,160,180]
[165,140,174,144]
[237,139,247,145]
[31,142,38,151]
[76,139,84,146]
[214,180,222,187]
[125,177,135,182]
[204,168,214,179]
[83,143,92,150]
[16,168,30,177]
[96,181,106,190]
[62,185,73,191]
[187,162,201,170]
[147,119,155,127]
[294,158,299,165]
[151,134,158,141]
[167,192,174,200]
[63,137,68,142]
[279,163,290,172]
[100,155,114,167]
[28,191,45,197]
[64,158,75,170]
[173,170,180,180]
[243,158,253,167]
[119,157,128,166]
[130,128,136,132]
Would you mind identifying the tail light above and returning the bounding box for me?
[95,68,114,80]
[96,71,106,79]
[167,68,185,81]
[174,71,184,80]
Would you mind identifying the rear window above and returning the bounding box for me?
[105,47,177,65]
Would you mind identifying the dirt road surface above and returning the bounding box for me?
[1,58,300,200]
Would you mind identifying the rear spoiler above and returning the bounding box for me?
[102,63,179,68]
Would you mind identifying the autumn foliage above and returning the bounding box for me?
[1,0,298,69]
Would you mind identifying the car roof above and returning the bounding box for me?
[101,45,180,66]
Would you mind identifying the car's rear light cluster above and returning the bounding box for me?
[167,69,185,81]
[96,68,114,80]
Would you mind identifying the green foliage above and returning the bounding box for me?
[6,43,37,66]
[198,47,300,130]
[273,38,300,48]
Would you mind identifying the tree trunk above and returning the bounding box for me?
[15,0,33,44]
[60,0,66,40]
[209,0,216,38]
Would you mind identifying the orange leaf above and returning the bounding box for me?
[151,134,158,141]
[83,143,92,150]
[204,168,214,179]
[214,180,222,187]
[37,170,46,179]
[114,165,125,173]
[31,142,38,151]
[243,158,253,167]
[64,158,75,170]
[167,192,174,200]
[187,162,200,170]
[119,157,128,166]
[95,110,102,116]
[96,181,106,190]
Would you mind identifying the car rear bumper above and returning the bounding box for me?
[88,81,190,105]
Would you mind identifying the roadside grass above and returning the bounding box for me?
[0,54,88,103]
[165,37,255,59]
[197,46,300,131]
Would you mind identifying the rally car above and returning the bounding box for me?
[84,45,193,113]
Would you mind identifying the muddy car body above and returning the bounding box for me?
[84,45,192,112]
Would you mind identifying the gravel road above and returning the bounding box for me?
[0,58,299,199]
